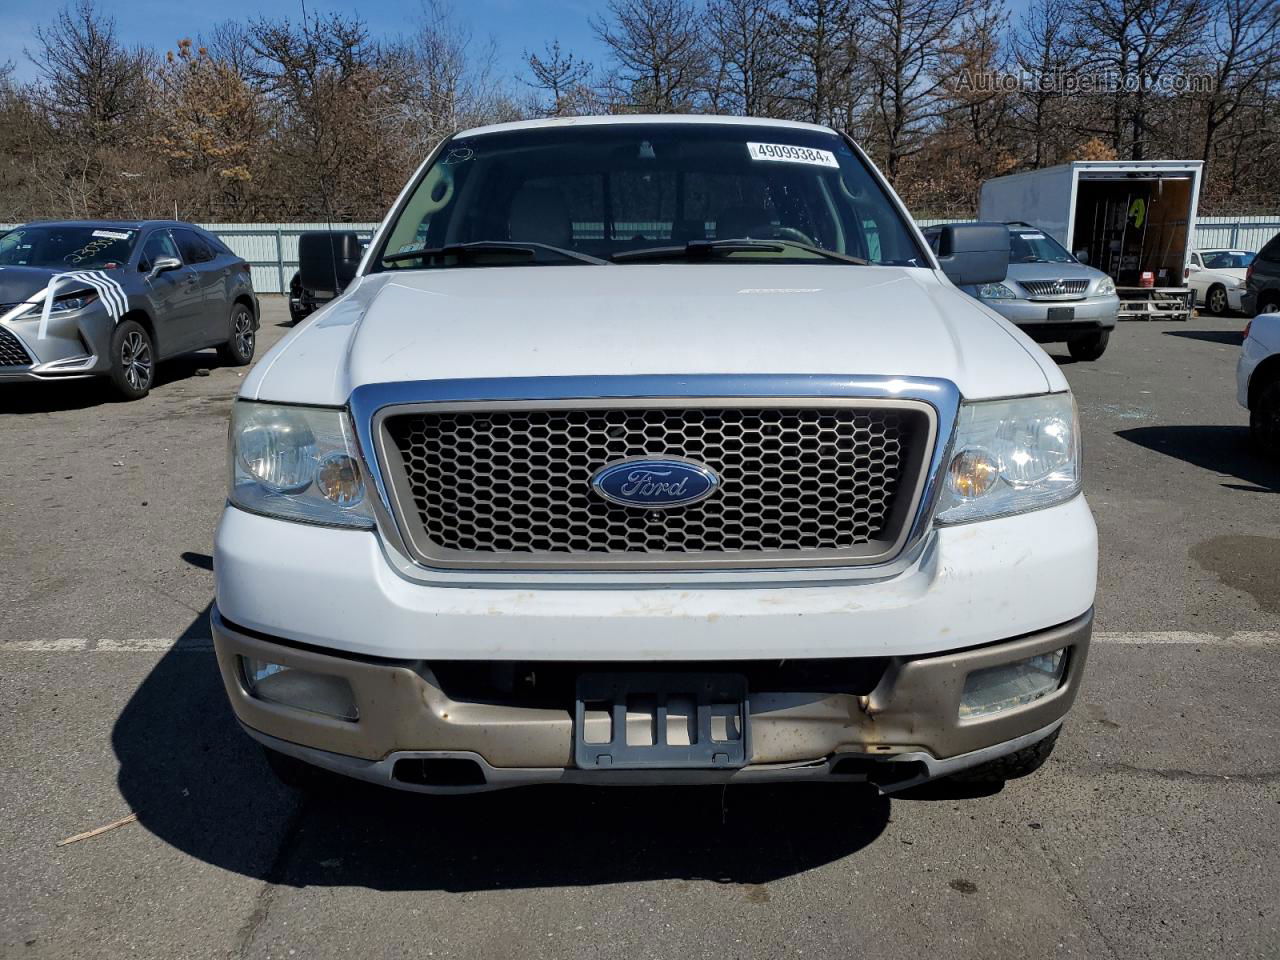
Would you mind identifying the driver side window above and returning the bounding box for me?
[139,231,181,272]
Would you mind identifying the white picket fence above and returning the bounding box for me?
[3,216,1278,293]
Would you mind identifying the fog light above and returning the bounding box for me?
[240,657,359,721]
[959,648,1067,720]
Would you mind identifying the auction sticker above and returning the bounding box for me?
[92,230,133,240]
[747,142,839,167]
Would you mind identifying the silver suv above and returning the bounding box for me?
[926,222,1119,361]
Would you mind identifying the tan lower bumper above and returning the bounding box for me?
[212,607,1091,775]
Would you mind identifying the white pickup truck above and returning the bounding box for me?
[212,115,1096,794]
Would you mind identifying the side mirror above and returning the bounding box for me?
[1074,250,1089,265]
[298,231,362,298]
[1186,263,1200,272]
[935,222,1009,287]
[148,256,181,279]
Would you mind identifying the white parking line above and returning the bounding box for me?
[0,632,1277,653]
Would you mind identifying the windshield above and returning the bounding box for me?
[373,123,927,269]
[1009,228,1075,264]
[1202,251,1254,269]
[0,225,138,270]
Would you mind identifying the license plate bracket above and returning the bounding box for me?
[575,672,750,770]
[1047,306,1076,322]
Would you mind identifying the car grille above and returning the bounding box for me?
[1020,279,1090,299]
[0,327,33,366]
[379,402,934,570]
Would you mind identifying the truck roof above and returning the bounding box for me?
[454,113,839,140]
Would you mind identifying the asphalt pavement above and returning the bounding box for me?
[1,301,1277,959]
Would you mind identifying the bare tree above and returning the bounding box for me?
[524,40,593,116]
[1068,0,1208,160]
[1011,0,1076,167]
[705,0,788,116]
[592,0,708,111]
[777,0,858,126]
[1196,0,1278,175]
[862,0,975,182]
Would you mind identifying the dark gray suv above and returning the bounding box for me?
[1243,232,1280,317]
[0,220,259,399]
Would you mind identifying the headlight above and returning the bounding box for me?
[21,289,99,316]
[977,282,1016,300]
[1095,276,1116,296]
[935,392,1080,524]
[229,401,375,527]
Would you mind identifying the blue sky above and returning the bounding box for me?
[0,0,609,87]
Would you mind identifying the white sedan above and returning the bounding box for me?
[1187,249,1254,315]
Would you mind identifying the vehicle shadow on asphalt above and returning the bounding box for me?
[113,605,896,890]
[1164,329,1244,346]
[1116,425,1279,493]
[0,351,232,414]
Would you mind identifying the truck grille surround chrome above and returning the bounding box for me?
[353,376,956,573]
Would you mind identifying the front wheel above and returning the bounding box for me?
[1206,284,1228,316]
[216,303,256,366]
[1067,330,1110,361]
[1250,379,1280,461]
[108,320,155,400]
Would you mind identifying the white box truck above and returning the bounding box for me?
[979,160,1203,320]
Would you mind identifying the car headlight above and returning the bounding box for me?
[1095,276,1115,296]
[935,392,1080,524]
[977,282,1016,300]
[229,401,375,528]
[20,289,99,316]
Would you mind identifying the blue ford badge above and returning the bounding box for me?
[591,457,720,509]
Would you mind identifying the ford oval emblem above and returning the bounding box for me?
[590,457,720,509]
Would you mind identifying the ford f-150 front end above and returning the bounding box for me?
[211,115,1096,793]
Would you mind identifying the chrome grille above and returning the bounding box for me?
[1020,279,1090,299]
[0,328,32,366]
[379,401,934,570]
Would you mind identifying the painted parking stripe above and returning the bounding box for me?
[1,631,1277,654]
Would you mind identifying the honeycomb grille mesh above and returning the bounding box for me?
[0,328,33,366]
[384,406,919,558]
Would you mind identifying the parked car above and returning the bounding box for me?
[1243,232,1280,317]
[212,116,1095,796]
[1238,311,1280,458]
[923,222,1119,361]
[1187,249,1254,315]
[0,220,258,399]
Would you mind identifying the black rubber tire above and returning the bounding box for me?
[262,746,332,791]
[1258,295,1280,316]
[1068,330,1110,361]
[1250,379,1280,461]
[947,726,1060,785]
[216,302,256,366]
[1205,284,1228,316]
[107,319,156,400]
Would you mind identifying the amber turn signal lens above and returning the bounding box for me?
[947,449,999,499]
[315,453,365,508]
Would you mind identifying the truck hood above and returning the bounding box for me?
[244,265,1061,405]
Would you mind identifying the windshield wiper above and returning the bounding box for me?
[382,241,607,266]
[611,238,867,264]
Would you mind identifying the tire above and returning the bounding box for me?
[1205,284,1228,316]
[948,726,1060,786]
[1258,295,1280,316]
[216,302,256,366]
[262,746,333,791]
[1067,329,1110,361]
[1250,378,1280,461]
[108,319,155,400]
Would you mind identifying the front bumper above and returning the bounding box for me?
[0,305,115,382]
[212,606,1091,793]
[981,295,1119,342]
